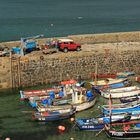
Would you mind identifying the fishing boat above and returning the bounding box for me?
[36,89,96,112]
[28,85,88,108]
[101,100,140,115]
[74,96,96,112]
[101,86,140,99]
[120,95,140,103]
[117,71,135,78]
[76,118,104,131]
[105,120,140,139]
[52,95,96,112]
[75,113,132,131]
[36,96,96,112]
[20,80,79,101]
[90,78,130,89]
[91,73,117,79]
[32,106,76,121]
[19,88,57,100]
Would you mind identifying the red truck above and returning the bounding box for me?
[57,39,81,53]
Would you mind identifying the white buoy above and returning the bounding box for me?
[77,17,83,19]
[5,138,10,140]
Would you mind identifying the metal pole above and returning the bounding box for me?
[94,62,98,86]
[10,51,13,89]
[17,56,21,87]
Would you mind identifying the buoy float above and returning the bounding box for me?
[123,125,130,132]
[5,138,10,140]
[70,117,75,122]
[58,125,65,131]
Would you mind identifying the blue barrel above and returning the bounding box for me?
[12,47,21,54]
[58,91,64,97]
[49,91,55,100]
[135,123,140,128]
[47,98,52,106]
[103,117,110,123]
[86,90,93,97]
[42,99,48,104]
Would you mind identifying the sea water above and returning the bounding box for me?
[0,0,140,42]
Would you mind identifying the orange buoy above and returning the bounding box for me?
[5,138,10,140]
[58,125,63,130]
[70,117,75,122]
[61,126,65,131]
[58,125,65,131]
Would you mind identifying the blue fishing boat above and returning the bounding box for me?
[101,101,140,115]
[117,71,135,78]
[76,118,104,131]
[75,114,131,131]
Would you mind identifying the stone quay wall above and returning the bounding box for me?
[17,50,140,88]
[0,31,140,89]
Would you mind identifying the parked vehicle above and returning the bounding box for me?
[12,34,43,55]
[57,38,81,53]
[0,46,9,57]
[41,41,58,55]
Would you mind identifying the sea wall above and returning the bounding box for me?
[0,31,140,89]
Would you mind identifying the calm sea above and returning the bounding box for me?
[0,0,140,42]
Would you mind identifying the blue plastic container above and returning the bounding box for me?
[12,47,21,54]
[135,123,140,128]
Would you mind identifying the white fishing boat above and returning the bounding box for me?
[101,85,140,99]
[36,89,96,112]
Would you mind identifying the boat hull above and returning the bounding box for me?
[101,86,140,99]
[102,101,140,115]
[34,108,76,121]
[106,130,140,139]
[37,97,96,112]
[74,97,96,112]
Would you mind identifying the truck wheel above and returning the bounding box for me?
[76,46,81,51]
[63,48,68,53]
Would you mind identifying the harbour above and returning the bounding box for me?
[1,0,140,140]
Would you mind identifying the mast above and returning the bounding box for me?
[94,62,98,86]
